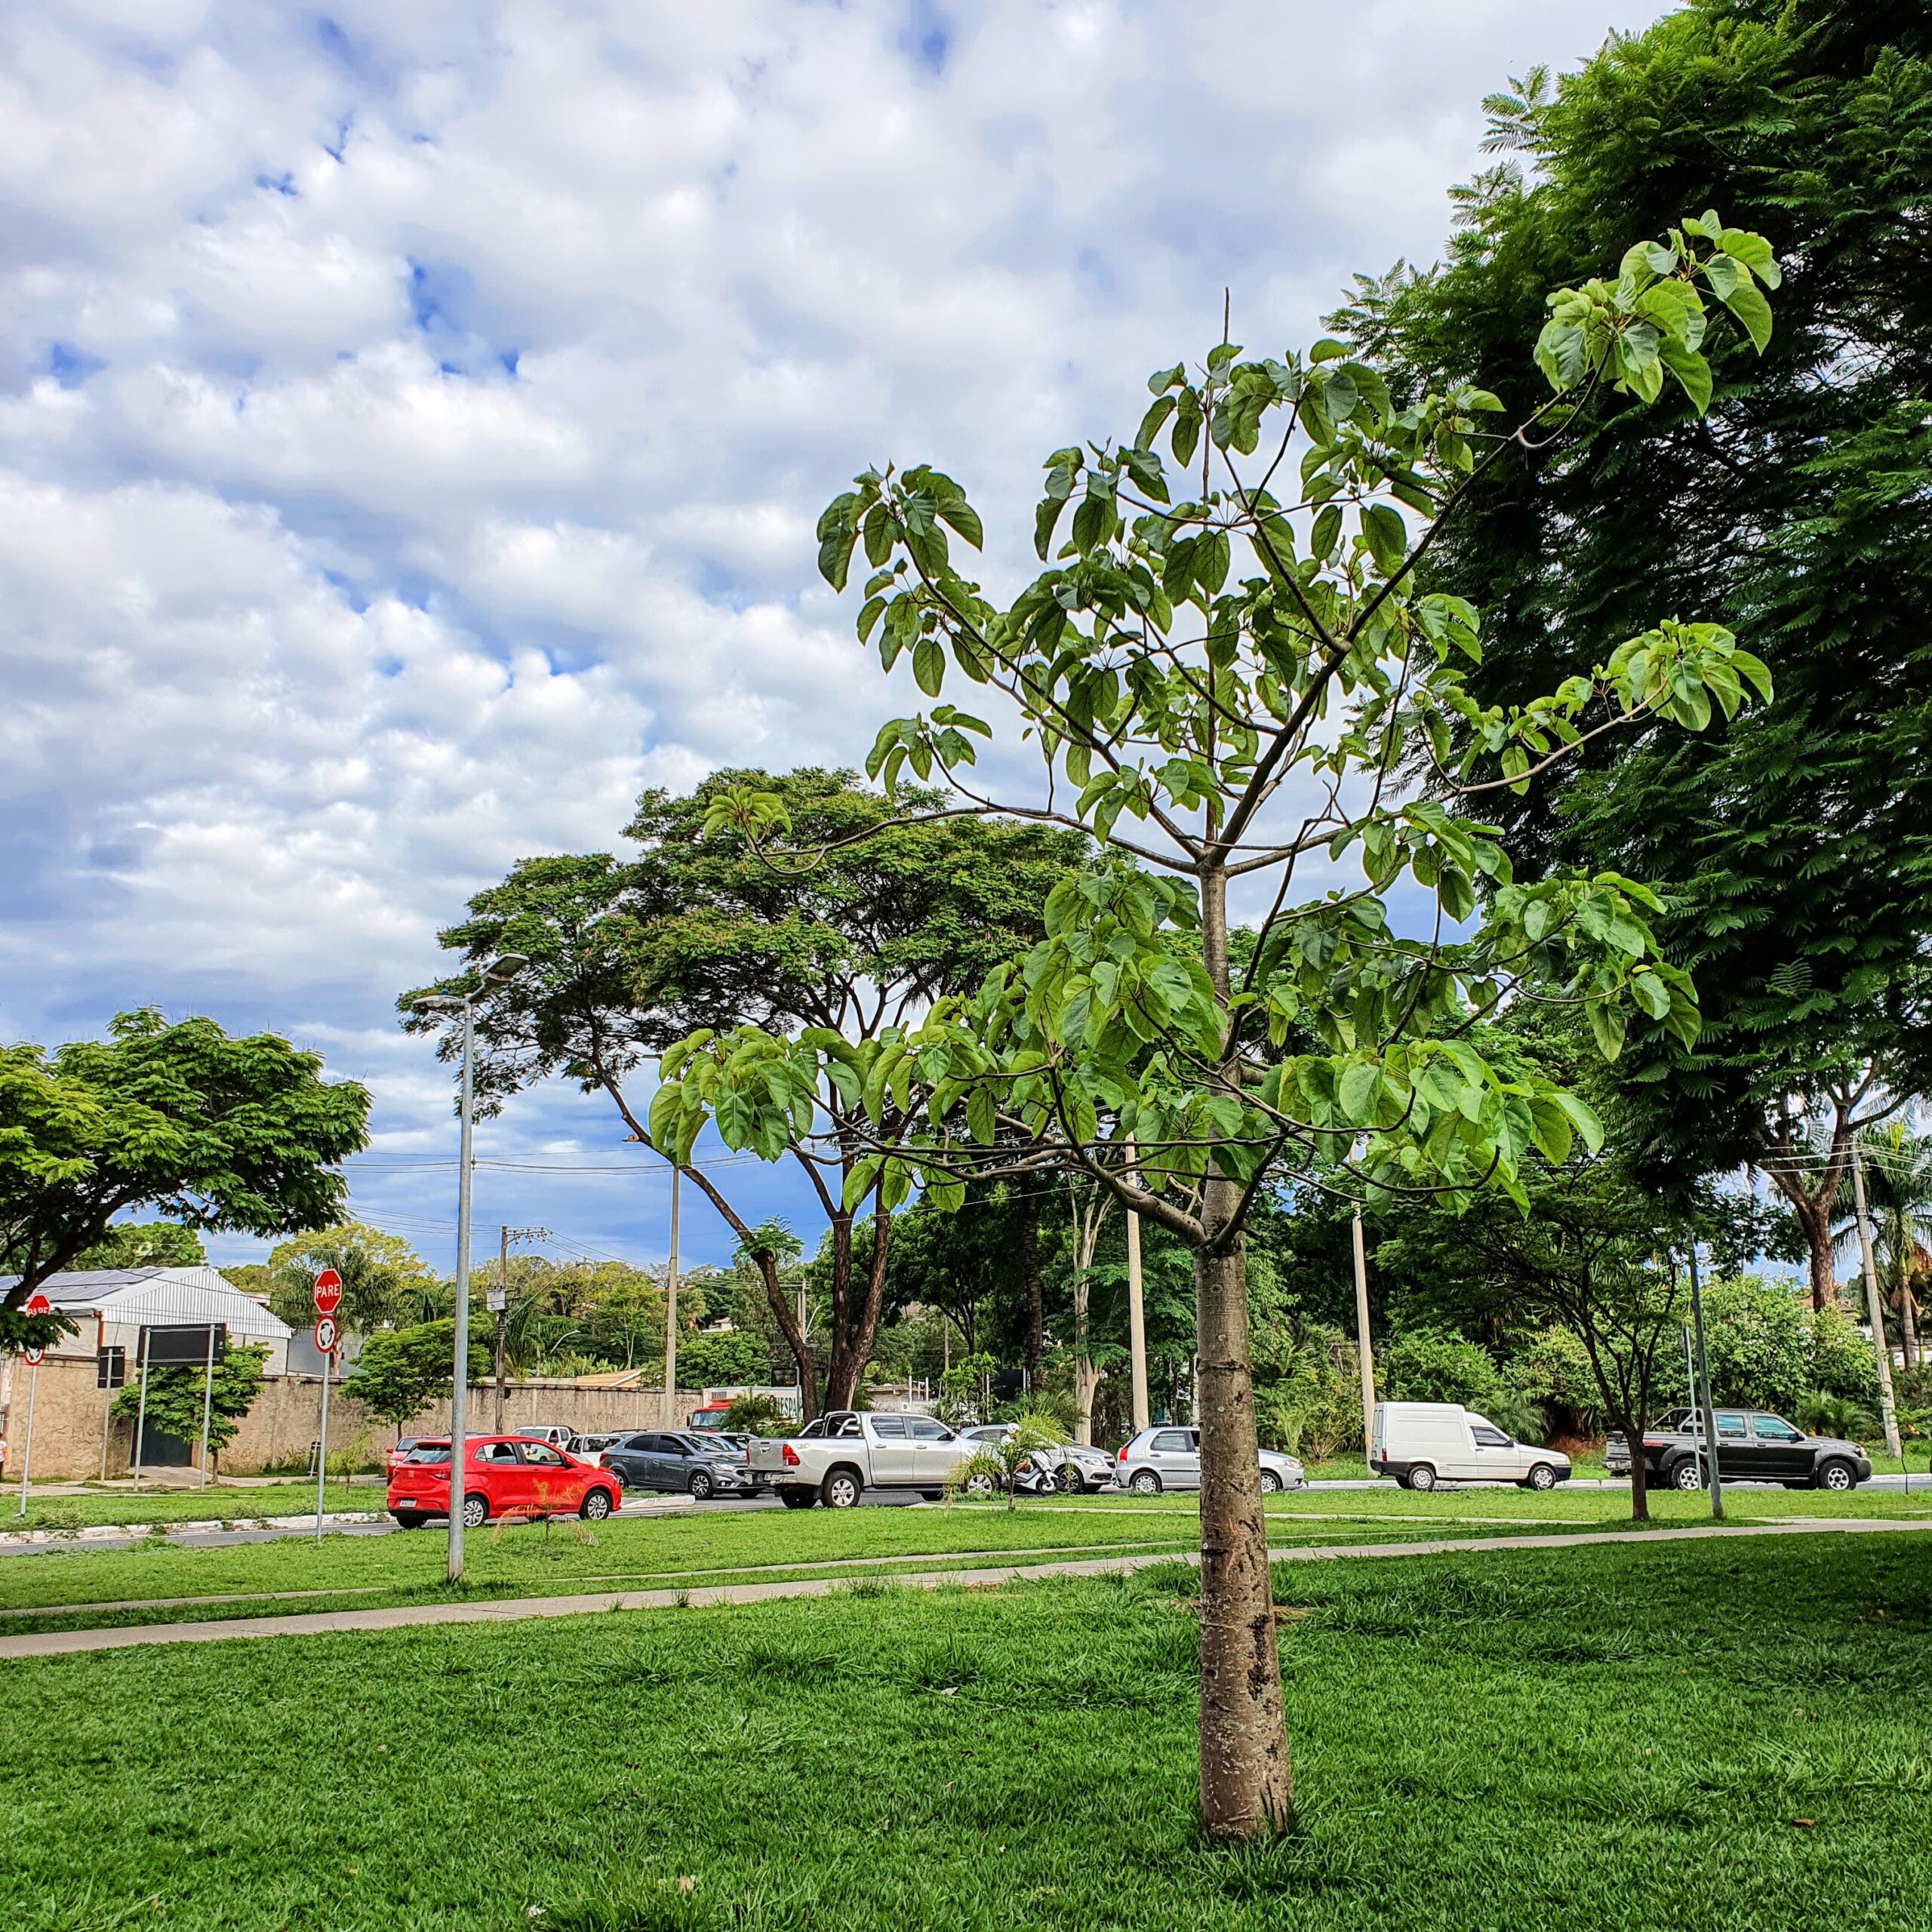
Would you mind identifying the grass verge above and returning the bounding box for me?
[2,1534,1927,1929]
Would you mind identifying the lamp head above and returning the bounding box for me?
[483,952,531,986]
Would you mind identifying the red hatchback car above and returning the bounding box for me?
[387,1435,620,1529]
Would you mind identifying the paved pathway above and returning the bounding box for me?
[5,1513,1929,1663]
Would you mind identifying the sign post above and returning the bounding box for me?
[312,1271,341,1543]
[196,1322,219,1491]
[14,1293,50,1517]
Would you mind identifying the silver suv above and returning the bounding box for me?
[1113,1426,1305,1494]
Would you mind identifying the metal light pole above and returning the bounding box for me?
[1352,1206,1376,1460]
[1687,1243,1723,1520]
[415,953,528,1586]
[663,1166,681,1426]
[1851,1143,1904,1462]
[1125,1138,1149,1433]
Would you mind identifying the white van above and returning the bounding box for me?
[1371,1401,1570,1491]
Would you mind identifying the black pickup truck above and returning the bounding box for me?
[1605,1408,1872,1491]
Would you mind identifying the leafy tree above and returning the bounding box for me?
[0,1011,371,1352]
[676,1327,766,1388]
[263,1223,441,1336]
[1380,1327,1541,1441]
[660,212,1779,1832]
[1337,2,1932,1303]
[402,769,1083,1420]
[70,1221,206,1270]
[112,1343,269,1472]
[342,1320,491,1430]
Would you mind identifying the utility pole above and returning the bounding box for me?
[1352,1207,1376,1460]
[493,1225,551,1435]
[1687,1244,1723,1520]
[663,1164,681,1428]
[1851,1144,1904,1461]
[1125,1138,1149,1432]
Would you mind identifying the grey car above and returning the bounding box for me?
[600,1430,754,1499]
[1112,1426,1305,1495]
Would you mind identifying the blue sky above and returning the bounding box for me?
[0,0,1665,1278]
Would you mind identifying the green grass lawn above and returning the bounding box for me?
[0,1482,1924,1637]
[2,1532,1927,1930]
[5,1479,376,1533]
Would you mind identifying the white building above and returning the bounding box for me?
[2,1265,296,1373]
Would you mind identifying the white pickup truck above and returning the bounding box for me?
[746,1411,977,1508]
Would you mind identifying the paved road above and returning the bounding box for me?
[5,1515,1930,1662]
[4,1470,1927,1556]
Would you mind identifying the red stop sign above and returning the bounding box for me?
[23,1293,51,1318]
[312,1269,343,1315]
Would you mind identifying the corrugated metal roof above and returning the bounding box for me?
[1,1266,293,1342]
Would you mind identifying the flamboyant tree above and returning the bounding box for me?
[1,1010,370,1352]
[652,216,1778,1838]
[403,768,1082,1417]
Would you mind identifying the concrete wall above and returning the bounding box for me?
[0,1346,713,1479]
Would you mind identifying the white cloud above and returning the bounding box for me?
[0,0,1664,1267]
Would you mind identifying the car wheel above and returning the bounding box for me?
[605,1467,626,1491]
[392,1511,426,1529]
[963,1472,997,1497]
[461,1492,490,1529]
[1259,1470,1283,1494]
[1054,1464,1084,1495]
[1128,1469,1161,1495]
[920,1490,946,1502]
[1525,1463,1558,1492]
[579,1487,614,1521]
[1407,1464,1438,1492]
[1816,1457,1857,1491]
[779,1488,817,1509]
[1671,1457,1705,1491]
[821,1468,863,1509]
[688,1469,714,1500]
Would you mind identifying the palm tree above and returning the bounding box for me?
[1836,1123,1932,1373]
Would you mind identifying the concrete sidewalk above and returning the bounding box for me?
[5,1513,1929,1663]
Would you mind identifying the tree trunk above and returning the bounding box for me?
[1901,1281,1921,1372]
[1194,1184,1293,1841]
[1800,1203,1836,1315]
[1615,1411,1649,1522]
[823,1195,892,1411]
[750,1250,816,1426]
[1020,1192,1044,1388]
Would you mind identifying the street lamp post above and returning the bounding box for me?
[415,954,528,1585]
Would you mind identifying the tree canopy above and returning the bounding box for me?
[262,1222,444,1337]
[0,1010,371,1351]
[1335,0,1932,1296]
[402,768,1084,1416]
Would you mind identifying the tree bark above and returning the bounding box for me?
[1613,1409,1649,1522]
[1020,1192,1044,1387]
[823,1195,892,1411]
[1194,1180,1293,1839]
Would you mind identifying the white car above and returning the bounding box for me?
[1370,1401,1570,1491]
[1112,1426,1305,1494]
[956,1423,1118,1494]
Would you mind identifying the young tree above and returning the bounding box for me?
[657,218,1779,1835]
[343,1321,492,1430]
[0,1011,371,1352]
[112,1343,269,1473]
[1337,3,1932,1302]
[402,768,1083,1420]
